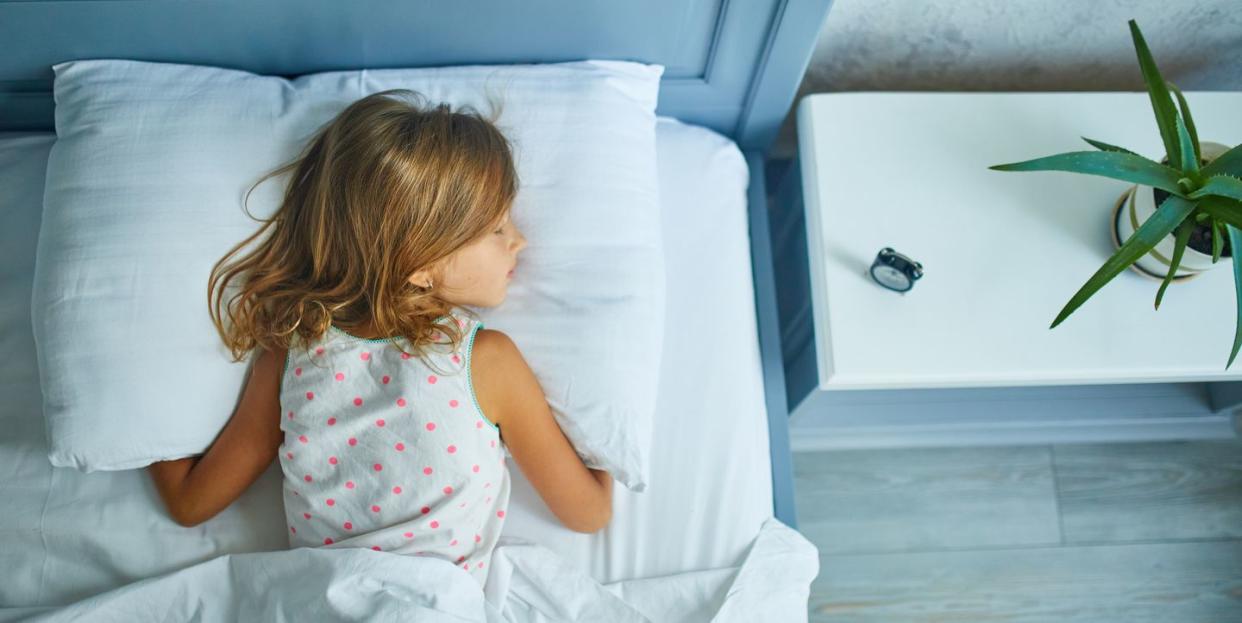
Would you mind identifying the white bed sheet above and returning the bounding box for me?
[0,117,773,609]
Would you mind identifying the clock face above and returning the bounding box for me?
[871,264,910,291]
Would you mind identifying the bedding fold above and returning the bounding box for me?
[8,518,815,623]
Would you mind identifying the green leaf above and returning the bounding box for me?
[1226,223,1242,369]
[1168,84,1201,164]
[990,150,1185,195]
[1081,137,1140,156]
[1177,111,1197,174]
[1197,196,1242,229]
[1213,219,1223,263]
[1129,19,1182,171]
[1051,193,1196,328]
[1155,218,1193,310]
[1190,174,1242,202]
[1202,143,1242,178]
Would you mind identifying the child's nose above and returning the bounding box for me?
[513,230,528,252]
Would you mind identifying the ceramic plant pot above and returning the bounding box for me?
[1112,141,1233,281]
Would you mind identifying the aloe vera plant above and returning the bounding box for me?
[989,19,1242,369]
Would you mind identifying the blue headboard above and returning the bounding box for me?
[0,0,832,151]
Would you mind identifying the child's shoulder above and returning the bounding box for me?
[469,328,542,428]
[470,329,518,363]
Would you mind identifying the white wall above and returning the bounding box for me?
[775,0,1242,156]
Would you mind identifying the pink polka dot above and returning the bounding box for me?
[485,482,491,488]
[497,510,505,518]
[360,352,371,361]
[382,375,390,384]
[443,486,453,495]
[326,499,335,506]
[478,562,484,569]
[396,398,406,407]
[304,474,313,482]
[344,521,353,530]
[457,555,466,563]
[450,539,458,546]
[403,531,413,538]
[427,375,438,384]
[371,546,381,551]
[306,391,314,400]
[371,505,381,513]
[392,486,402,494]
[429,520,440,529]
[447,445,457,454]
[324,537,333,545]
[462,564,469,570]
[420,506,431,515]
[348,438,357,446]
[457,319,466,328]
[472,464,480,473]
[449,399,459,408]
[346,481,355,489]
[287,411,294,420]
[486,496,492,503]
[291,526,296,534]
[476,421,483,429]
[373,463,383,472]
[315,347,324,356]
[298,435,308,444]
[353,397,363,407]
[401,353,411,360]
[395,442,405,451]
[328,456,338,465]
[475,534,482,543]
[423,467,433,475]
[295,367,303,376]
[303,512,311,520]
[334,372,344,381]
[490,440,496,448]
[425,423,436,432]
[452,354,461,365]
[376,418,385,427]
[286,452,294,460]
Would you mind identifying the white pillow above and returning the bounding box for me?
[33,59,664,491]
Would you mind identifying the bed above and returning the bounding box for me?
[0,1,833,620]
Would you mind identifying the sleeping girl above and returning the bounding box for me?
[147,90,613,585]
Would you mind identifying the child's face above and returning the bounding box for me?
[430,212,527,308]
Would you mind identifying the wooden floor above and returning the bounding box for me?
[794,440,1242,622]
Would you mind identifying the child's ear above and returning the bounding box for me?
[407,269,433,289]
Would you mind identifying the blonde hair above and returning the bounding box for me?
[208,90,517,362]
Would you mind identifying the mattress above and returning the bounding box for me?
[0,117,771,609]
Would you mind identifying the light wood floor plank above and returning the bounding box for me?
[794,446,1060,554]
[1055,440,1242,544]
[809,540,1242,623]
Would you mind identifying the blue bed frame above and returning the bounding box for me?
[0,0,835,528]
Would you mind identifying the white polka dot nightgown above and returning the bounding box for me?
[278,311,509,585]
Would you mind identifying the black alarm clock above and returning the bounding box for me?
[869,247,923,293]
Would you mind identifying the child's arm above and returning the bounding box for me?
[147,347,287,527]
[471,329,613,533]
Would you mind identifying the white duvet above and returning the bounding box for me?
[10,519,814,623]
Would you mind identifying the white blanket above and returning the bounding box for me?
[8,519,814,623]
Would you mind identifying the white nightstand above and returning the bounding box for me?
[772,91,1242,450]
